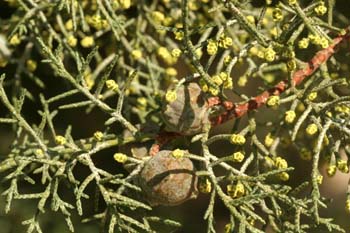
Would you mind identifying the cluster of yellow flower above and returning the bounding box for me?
[274,156,290,181]
[105,80,119,92]
[227,182,245,198]
[199,178,212,193]
[113,152,128,163]
[335,105,350,114]
[206,39,218,56]
[266,95,280,107]
[165,89,177,103]
[314,1,327,16]
[230,134,246,145]
[305,123,318,136]
[232,151,245,163]
[199,72,233,95]
[265,133,275,147]
[300,34,329,49]
[206,34,233,56]
[93,131,104,141]
[55,135,66,145]
[284,110,296,123]
[171,149,185,159]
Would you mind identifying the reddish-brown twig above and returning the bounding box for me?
[210,31,349,125]
[151,30,349,154]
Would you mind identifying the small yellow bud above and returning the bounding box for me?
[297,102,305,112]
[80,36,94,48]
[316,175,323,185]
[263,74,275,83]
[275,157,288,169]
[346,199,350,214]
[337,160,349,173]
[326,111,333,117]
[219,72,229,81]
[227,182,245,198]
[174,31,184,41]
[119,0,131,9]
[106,79,119,92]
[284,110,296,123]
[113,153,128,163]
[199,79,209,92]
[9,34,21,46]
[298,38,309,49]
[319,37,329,48]
[67,35,77,47]
[65,19,74,31]
[35,149,45,158]
[306,123,318,136]
[94,131,104,141]
[157,47,175,65]
[326,165,337,177]
[314,2,327,16]
[288,0,297,5]
[151,11,165,23]
[266,95,280,107]
[137,97,147,108]
[264,156,275,168]
[223,78,233,89]
[307,92,318,101]
[163,17,173,26]
[272,8,283,21]
[171,149,184,159]
[218,35,233,49]
[191,48,200,59]
[26,60,37,72]
[199,178,212,193]
[211,75,223,86]
[171,48,182,58]
[85,74,94,90]
[309,34,322,45]
[55,135,66,145]
[232,151,245,163]
[286,59,297,71]
[238,76,248,87]
[165,90,177,103]
[278,172,289,181]
[230,134,246,145]
[269,27,278,38]
[264,47,276,62]
[264,133,274,147]
[249,46,259,56]
[207,40,218,55]
[209,86,219,96]
[335,105,350,114]
[188,1,199,10]
[165,67,177,77]
[131,49,142,60]
[246,15,255,25]
[223,55,232,65]
[225,224,232,233]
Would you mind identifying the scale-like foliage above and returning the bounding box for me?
[1,0,350,232]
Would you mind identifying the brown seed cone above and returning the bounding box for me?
[138,150,198,206]
[119,123,159,172]
[161,82,210,135]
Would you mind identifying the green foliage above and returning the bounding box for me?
[0,0,350,232]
